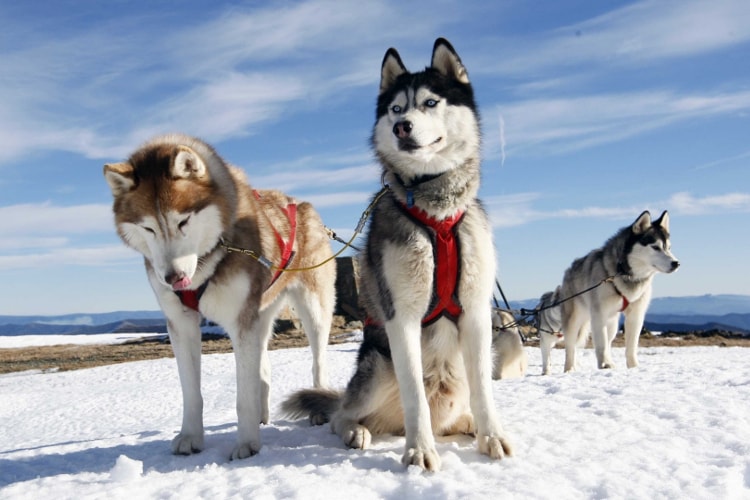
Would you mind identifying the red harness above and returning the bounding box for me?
[175,192,298,312]
[612,282,630,312]
[401,203,465,326]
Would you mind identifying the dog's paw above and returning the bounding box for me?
[230,441,260,460]
[342,424,372,449]
[477,434,513,460]
[171,432,204,455]
[599,360,616,370]
[309,412,329,426]
[402,446,441,471]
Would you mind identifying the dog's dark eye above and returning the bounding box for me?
[391,105,402,113]
[424,99,439,108]
[142,226,155,235]
[651,244,661,251]
[178,217,190,231]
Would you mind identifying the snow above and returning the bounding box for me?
[1,339,749,499]
[0,333,165,349]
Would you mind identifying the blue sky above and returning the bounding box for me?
[1,0,749,316]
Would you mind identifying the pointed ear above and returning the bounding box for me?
[380,48,407,94]
[172,146,207,179]
[632,210,652,234]
[654,210,670,232]
[431,37,469,84]
[103,162,135,196]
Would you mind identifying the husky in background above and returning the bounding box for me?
[536,287,565,375]
[491,308,527,379]
[535,287,590,375]
[560,211,679,372]
[104,134,336,459]
[283,38,513,471]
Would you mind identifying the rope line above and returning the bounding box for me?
[221,186,389,273]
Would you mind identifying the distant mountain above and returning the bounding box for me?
[0,311,164,328]
[0,318,167,336]
[1,295,749,336]
[647,295,750,315]
[504,295,750,334]
[646,313,750,332]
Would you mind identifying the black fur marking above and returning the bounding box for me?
[358,322,392,361]
[375,67,476,120]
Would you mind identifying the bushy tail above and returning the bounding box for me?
[280,388,342,426]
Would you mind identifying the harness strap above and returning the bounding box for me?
[399,203,465,326]
[251,190,298,287]
[268,202,297,287]
[175,193,298,311]
[175,282,208,312]
[612,282,630,312]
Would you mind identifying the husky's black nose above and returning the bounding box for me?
[393,120,413,139]
[670,260,680,272]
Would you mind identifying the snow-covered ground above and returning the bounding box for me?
[1,339,749,499]
[0,333,166,349]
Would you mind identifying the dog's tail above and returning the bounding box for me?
[280,388,342,426]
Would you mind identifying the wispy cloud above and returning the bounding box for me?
[0,0,450,166]
[491,0,750,75]
[0,245,138,272]
[495,89,750,157]
[0,203,113,236]
[0,202,125,270]
[486,191,750,228]
[252,163,379,192]
[690,150,750,171]
[668,192,750,215]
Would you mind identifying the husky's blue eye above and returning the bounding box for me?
[424,99,439,107]
[391,105,402,113]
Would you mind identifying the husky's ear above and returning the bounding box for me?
[431,37,469,84]
[380,48,407,94]
[632,210,652,234]
[654,210,670,232]
[172,146,207,179]
[103,162,135,196]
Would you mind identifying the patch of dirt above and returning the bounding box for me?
[0,318,361,375]
[1,322,747,375]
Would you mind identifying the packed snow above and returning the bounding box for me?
[1,337,749,499]
[0,333,165,349]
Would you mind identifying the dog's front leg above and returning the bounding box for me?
[165,309,205,455]
[591,311,615,369]
[385,317,440,471]
[540,333,555,376]
[460,310,513,459]
[228,312,275,460]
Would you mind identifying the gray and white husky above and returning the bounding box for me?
[282,38,513,471]
[559,210,679,372]
[536,287,564,375]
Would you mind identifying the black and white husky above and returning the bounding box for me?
[283,38,513,471]
[559,210,680,372]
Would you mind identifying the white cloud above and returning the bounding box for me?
[0,245,138,271]
[0,203,113,236]
[668,192,750,215]
[252,163,379,192]
[486,191,750,228]
[492,0,750,75]
[496,89,750,156]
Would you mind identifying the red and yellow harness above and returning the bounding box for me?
[175,191,297,312]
